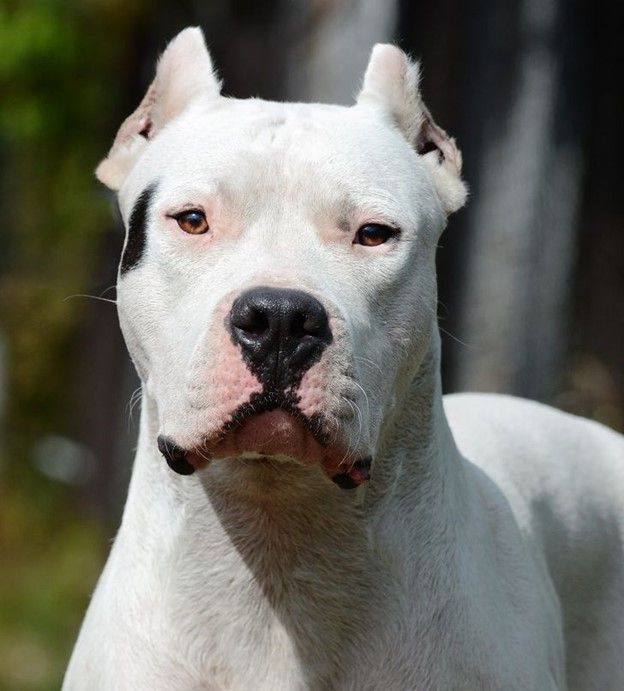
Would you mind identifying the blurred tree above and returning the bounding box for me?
[0,2,148,688]
[397,0,623,430]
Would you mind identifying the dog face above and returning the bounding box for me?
[98,29,466,488]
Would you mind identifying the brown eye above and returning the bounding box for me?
[354,223,399,247]
[174,210,209,235]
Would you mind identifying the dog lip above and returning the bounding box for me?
[215,409,323,464]
[157,435,196,475]
[330,457,372,489]
[157,426,372,489]
[217,391,328,447]
[157,393,372,488]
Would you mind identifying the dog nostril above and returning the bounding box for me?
[303,311,328,336]
[291,311,328,339]
[233,305,270,336]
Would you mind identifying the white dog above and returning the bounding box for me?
[63,28,624,690]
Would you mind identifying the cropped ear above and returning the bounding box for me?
[357,44,467,215]
[96,27,221,191]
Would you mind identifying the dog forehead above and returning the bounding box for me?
[120,97,433,216]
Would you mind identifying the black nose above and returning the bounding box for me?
[229,287,332,386]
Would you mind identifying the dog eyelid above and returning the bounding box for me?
[168,208,209,235]
[353,223,401,247]
[166,205,205,217]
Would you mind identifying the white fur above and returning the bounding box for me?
[96,28,221,191]
[64,29,624,690]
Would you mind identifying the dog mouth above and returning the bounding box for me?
[157,392,371,489]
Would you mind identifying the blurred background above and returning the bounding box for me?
[1,0,622,688]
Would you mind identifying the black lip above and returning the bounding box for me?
[330,457,372,489]
[332,473,359,489]
[214,390,328,448]
[157,435,196,475]
[157,399,371,490]
[157,391,328,477]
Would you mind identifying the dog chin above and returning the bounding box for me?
[157,408,371,489]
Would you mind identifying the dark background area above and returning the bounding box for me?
[1,1,622,687]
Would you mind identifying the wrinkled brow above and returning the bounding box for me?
[335,195,357,233]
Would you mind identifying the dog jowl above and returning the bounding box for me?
[97,28,466,491]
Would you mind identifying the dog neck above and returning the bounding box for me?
[359,327,468,563]
[121,393,387,682]
[368,328,463,502]
[117,326,467,680]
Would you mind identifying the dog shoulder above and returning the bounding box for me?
[443,391,624,479]
[444,392,624,580]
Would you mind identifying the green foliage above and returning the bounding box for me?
[0,485,106,690]
[0,1,145,688]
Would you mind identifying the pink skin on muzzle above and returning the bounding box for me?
[164,298,370,486]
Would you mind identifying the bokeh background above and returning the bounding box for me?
[1,0,622,688]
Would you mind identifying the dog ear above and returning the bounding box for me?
[357,44,467,215]
[96,27,221,191]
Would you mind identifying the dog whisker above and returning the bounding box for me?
[126,386,143,429]
[195,447,212,464]
[350,380,371,420]
[353,355,383,376]
[437,323,477,350]
[64,293,118,305]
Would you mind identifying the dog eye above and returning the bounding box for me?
[174,210,209,235]
[354,224,399,247]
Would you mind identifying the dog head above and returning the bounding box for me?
[98,28,466,489]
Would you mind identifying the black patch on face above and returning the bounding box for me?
[157,435,196,475]
[120,183,157,275]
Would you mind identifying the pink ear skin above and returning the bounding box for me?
[357,43,467,215]
[95,27,221,191]
[415,116,462,171]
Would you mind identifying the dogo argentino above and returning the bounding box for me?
[64,27,624,691]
